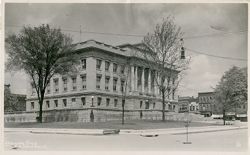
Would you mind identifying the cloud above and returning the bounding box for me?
[179,55,221,97]
[4,3,247,97]
[5,71,27,94]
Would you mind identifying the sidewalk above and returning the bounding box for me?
[5,124,247,136]
[121,125,247,135]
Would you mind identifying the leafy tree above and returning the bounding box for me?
[139,16,190,121]
[5,24,78,123]
[214,66,247,125]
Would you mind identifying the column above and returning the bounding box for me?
[141,67,145,93]
[134,66,138,91]
[148,69,151,94]
[131,66,134,91]
[154,71,158,95]
[158,73,161,95]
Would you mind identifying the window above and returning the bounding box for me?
[72,98,76,103]
[31,102,34,109]
[173,105,175,110]
[54,100,58,108]
[202,105,205,110]
[81,74,86,82]
[62,78,67,92]
[105,61,110,71]
[167,88,171,99]
[81,59,86,70]
[172,78,175,85]
[53,78,59,93]
[96,59,102,70]
[114,99,118,107]
[172,90,175,100]
[190,106,194,111]
[120,65,125,74]
[46,101,50,108]
[105,76,110,90]
[47,82,50,94]
[97,97,102,106]
[106,98,110,106]
[113,78,118,91]
[140,101,143,108]
[96,74,102,89]
[81,74,86,90]
[72,77,77,91]
[168,104,171,110]
[81,97,86,106]
[63,99,67,107]
[31,83,36,95]
[121,80,125,92]
[113,63,118,73]
[122,99,125,107]
[145,101,149,109]
[82,85,86,90]
[153,102,156,109]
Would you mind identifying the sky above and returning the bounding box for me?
[4,3,248,97]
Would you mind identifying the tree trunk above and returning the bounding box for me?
[38,92,45,123]
[234,104,237,120]
[122,99,125,125]
[223,109,226,125]
[38,100,43,123]
[162,91,165,122]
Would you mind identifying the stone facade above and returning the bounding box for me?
[25,40,179,122]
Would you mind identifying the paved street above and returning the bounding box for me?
[4,128,247,151]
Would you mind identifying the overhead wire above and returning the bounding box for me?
[5,24,248,61]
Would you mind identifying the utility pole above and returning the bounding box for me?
[183,105,192,144]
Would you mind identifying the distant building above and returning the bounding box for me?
[178,96,199,113]
[198,92,215,117]
[4,84,26,113]
[189,101,199,113]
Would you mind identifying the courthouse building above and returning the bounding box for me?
[25,40,179,122]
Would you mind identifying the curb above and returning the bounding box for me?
[4,128,120,136]
[171,126,248,135]
[4,126,247,136]
[119,126,248,135]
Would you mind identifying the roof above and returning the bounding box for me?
[178,96,197,102]
[73,39,181,73]
[74,40,128,56]
[198,92,215,96]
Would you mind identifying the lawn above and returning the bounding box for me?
[4,119,222,130]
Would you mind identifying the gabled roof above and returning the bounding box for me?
[74,40,128,56]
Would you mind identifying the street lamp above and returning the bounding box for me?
[91,96,94,107]
[180,38,185,59]
[90,96,95,122]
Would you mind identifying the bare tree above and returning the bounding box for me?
[138,17,190,121]
[120,58,131,125]
[5,24,79,123]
